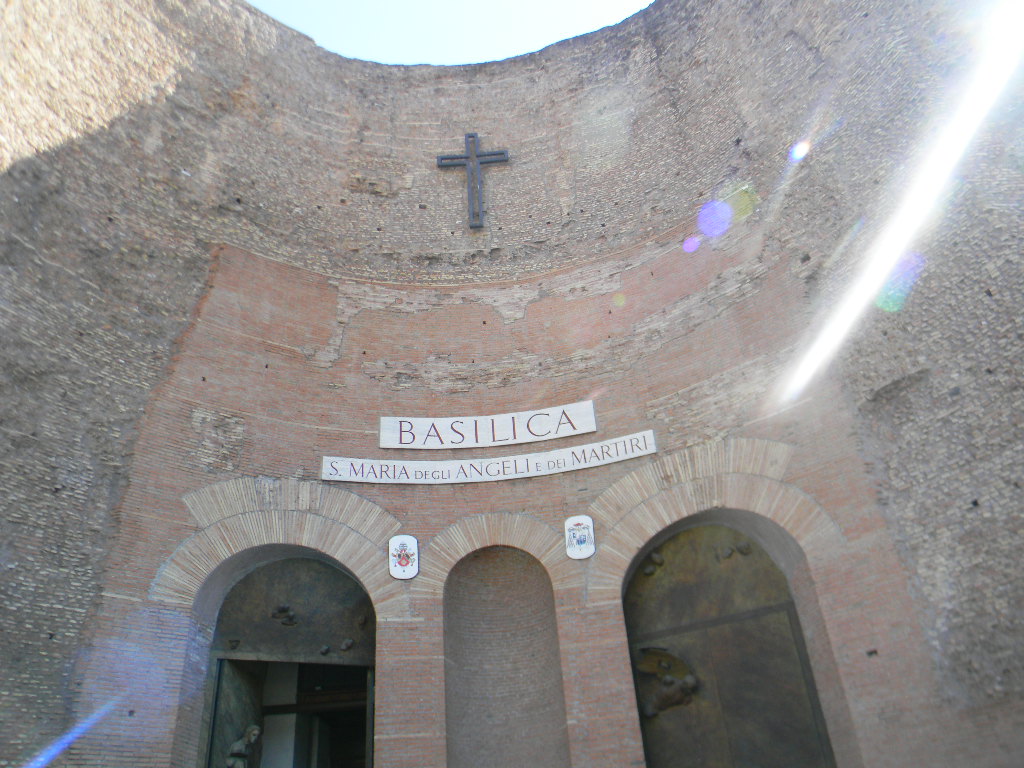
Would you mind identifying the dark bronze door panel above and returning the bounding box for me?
[632,629,733,768]
[625,525,835,768]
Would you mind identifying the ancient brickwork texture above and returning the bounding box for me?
[443,547,571,768]
[2,0,1022,766]
[844,179,1024,707]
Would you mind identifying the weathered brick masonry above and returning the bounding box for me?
[2,0,1022,766]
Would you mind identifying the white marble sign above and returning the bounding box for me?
[388,535,419,579]
[564,515,596,560]
[379,401,596,449]
[323,430,656,485]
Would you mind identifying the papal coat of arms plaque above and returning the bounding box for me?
[564,515,596,560]
[388,534,419,579]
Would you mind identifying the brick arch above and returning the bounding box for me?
[412,512,580,599]
[149,477,409,619]
[589,474,844,602]
[585,438,844,603]
[583,440,861,766]
[588,436,796,531]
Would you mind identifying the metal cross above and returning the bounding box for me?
[437,133,509,229]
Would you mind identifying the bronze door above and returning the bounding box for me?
[623,525,835,768]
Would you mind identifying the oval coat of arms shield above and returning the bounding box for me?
[564,515,596,560]
[388,534,419,579]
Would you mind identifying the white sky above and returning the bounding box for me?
[246,0,655,66]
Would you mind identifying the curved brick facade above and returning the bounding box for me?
[2,0,1022,766]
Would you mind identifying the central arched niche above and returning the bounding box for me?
[443,546,571,768]
[623,519,836,768]
[202,555,376,768]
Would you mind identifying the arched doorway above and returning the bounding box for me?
[202,556,376,768]
[623,522,835,767]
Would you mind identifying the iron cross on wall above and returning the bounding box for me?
[437,133,509,229]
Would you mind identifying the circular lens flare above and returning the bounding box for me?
[698,200,733,238]
[726,184,759,220]
[612,292,626,308]
[682,236,701,253]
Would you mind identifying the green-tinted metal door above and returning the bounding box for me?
[623,525,835,768]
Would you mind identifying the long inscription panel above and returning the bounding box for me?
[323,430,655,485]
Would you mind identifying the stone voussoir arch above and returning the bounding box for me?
[149,476,410,619]
[586,437,846,603]
[412,512,581,599]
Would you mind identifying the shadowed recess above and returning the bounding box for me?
[443,546,570,768]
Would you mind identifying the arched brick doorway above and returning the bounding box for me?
[623,522,836,768]
[202,555,376,768]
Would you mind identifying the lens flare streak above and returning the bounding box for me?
[21,699,120,768]
[778,0,1024,402]
[875,252,926,312]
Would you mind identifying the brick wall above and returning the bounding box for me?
[444,547,570,768]
[2,0,1022,766]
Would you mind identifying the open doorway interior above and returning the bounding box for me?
[200,555,376,768]
[209,660,372,768]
